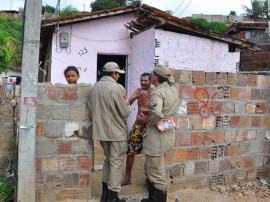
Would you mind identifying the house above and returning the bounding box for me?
[224,21,270,72]
[40,4,258,95]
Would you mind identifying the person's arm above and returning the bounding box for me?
[114,85,132,119]
[129,88,141,105]
[149,91,164,125]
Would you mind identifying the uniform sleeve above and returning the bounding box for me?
[113,84,132,119]
[150,91,164,125]
[168,76,175,86]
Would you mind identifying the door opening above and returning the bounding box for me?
[97,54,127,88]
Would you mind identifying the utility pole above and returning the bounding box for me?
[55,0,61,16]
[268,0,270,36]
[17,0,42,201]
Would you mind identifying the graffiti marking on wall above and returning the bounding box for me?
[194,88,222,118]
[78,47,88,56]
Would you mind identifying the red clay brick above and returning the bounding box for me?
[225,145,239,156]
[79,174,91,188]
[177,117,189,130]
[187,148,199,160]
[58,189,75,200]
[230,88,240,100]
[176,132,191,146]
[36,158,41,173]
[191,132,204,146]
[255,103,266,114]
[247,74,257,87]
[203,131,213,145]
[189,117,203,130]
[246,104,256,114]
[239,143,250,155]
[227,73,237,85]
[237,74,248,87]
[239,89,251,100]
[182,85,196,99]
[216,72,227,85]
[77,156,92,170]
[59,157,77,171]
[195,161,208,175]
[63,87,78,100]
[199,147,211,159]
[192,71,205,85]
[242,157,253,168]
[187,101,199,115]
[247,169,257,180]
[48,87,63,100]
[220,159,231,171]
[252,116,261,127]
[36,122,44,138]
[57,140,72,155]
[230,116,240,127]
[261,117,270,128]
[212,130,224,144]
[205,72,216,85]
[236,130,248,141]
[240,116,252,128]
[175,149,188,162]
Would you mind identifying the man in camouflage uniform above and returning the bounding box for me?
[141,65,179,202]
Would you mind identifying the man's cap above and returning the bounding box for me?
[153,65,170,78]
[103,62,125,74]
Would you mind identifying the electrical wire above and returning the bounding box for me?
[179,0,193,17]
[173,0,186,15]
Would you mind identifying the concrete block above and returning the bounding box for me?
[65,122,80,137]
[45,174,63,189]
[224,130,236,143]
[59,157,77,171]
[37,139,56,156]
[184,162,195,176]
[216,72,227,85]
[36,104,53,119]
[192,71,205,85]
[52,105,70,120]
[63,173,80,188]
[195,161,208,175]
[46,121,65,138]
[205,72,216,85]
[237,74,248,87]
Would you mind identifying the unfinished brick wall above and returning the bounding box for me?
[240,45,270,71]
[167,71,270,192]
[35,84,92,201]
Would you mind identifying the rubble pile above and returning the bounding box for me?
[216,179,270,198]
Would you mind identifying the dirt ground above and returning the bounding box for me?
[92,142,270,202]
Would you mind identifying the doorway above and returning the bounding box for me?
[97,54,127,88]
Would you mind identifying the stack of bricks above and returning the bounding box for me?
[35,84,93,201]
[167,70,270,192]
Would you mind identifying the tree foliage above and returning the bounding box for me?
[59,5,80,17]
[42,4,55,14]
[242,0,268,21]
[0,16,22,73]
[189,18,227,33]
[90,0,142,12]
[229,11,236,16]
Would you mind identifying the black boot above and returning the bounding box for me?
[141,179,155,202]
[107,189,126,202]
[100,182,108,202]
[154,187,167,202]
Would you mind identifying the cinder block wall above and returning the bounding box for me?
[34,72,270,200]
[167,70,270,192]
[35,84,93,201]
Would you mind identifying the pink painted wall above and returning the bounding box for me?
[50,14,135,84]
[127,28,155,128]
[155,29,240,73]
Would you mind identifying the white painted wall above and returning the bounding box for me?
[155,29,240,73]
[50,14,135,84]
[127,28,155,128]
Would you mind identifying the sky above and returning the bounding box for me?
[1,0,252,17]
